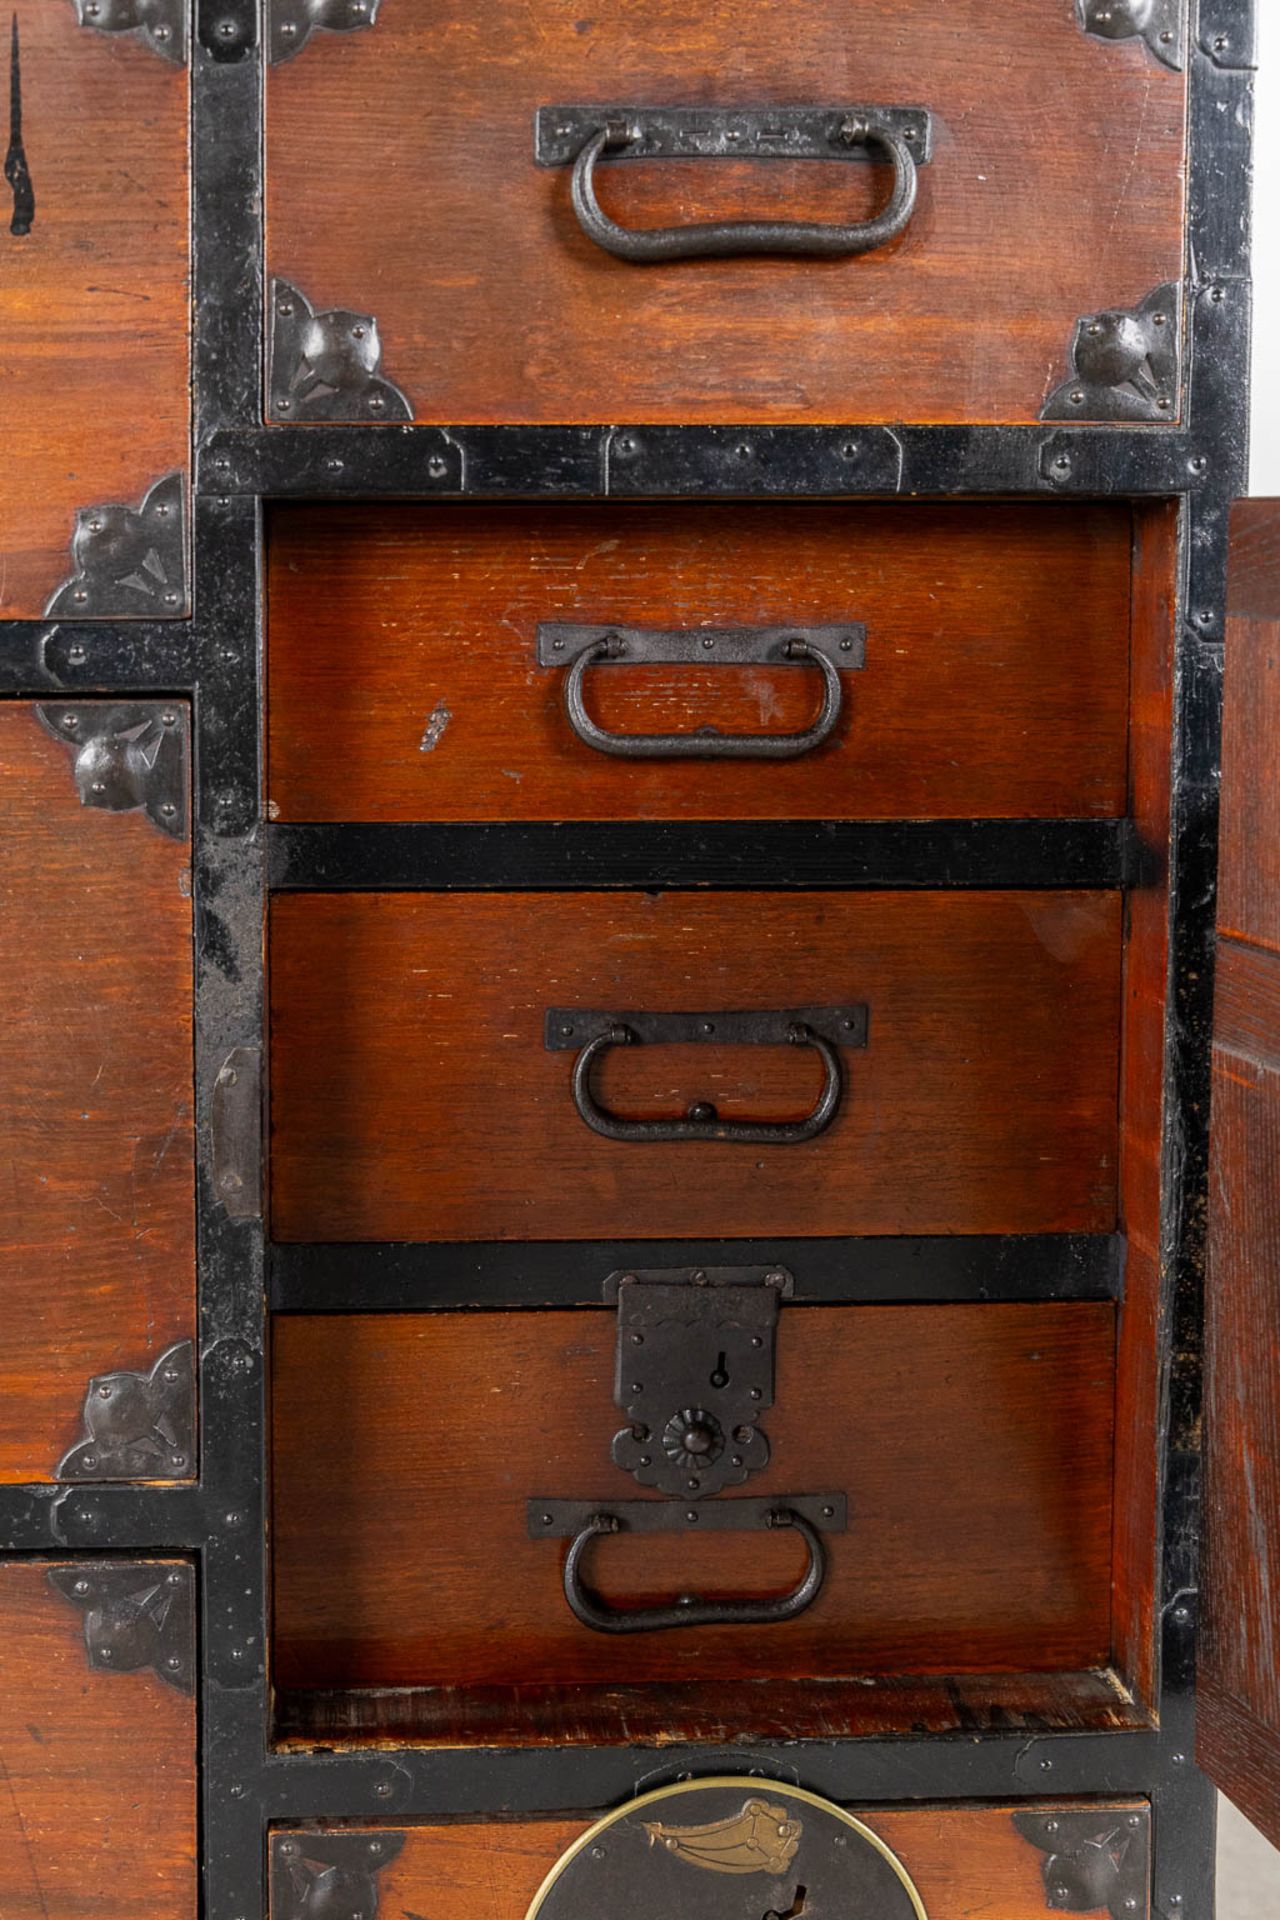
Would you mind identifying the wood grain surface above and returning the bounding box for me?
[271,1802,1150,1920]
[0,7,189,617]
[1200,504,1280,1843]
[269,889,1123,1241]
[266,500,1133,823]
[0,1562,196,1920]
[265,0,1185,425]
[0,706,194,1482]
[272,1304,1117,1720]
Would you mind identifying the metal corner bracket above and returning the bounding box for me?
[1013,1808,1151,1920]
[1041,282,1181,421]
[44,470,188,618]
[268,0,382,65]
[70,0,187,66]
[48,1562,196,1692]
[56,1339,195,1481]
[269,276,414,422]
[35,700,189,838]
[1076,0,1184,71]
[271,1833,406,1919]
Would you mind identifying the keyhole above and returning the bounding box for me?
[763,1890,807,1920]
[710,1351,729,1390]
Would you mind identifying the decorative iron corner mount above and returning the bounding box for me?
[48,1563,196,1692]
[1013,1809,1150,1920]
[70,0,187,65]
[269,277,414,422]
[35,700,189,838]
[57,1340,195,1481]
[1076,0,1184,71]
[44,470,188,618]
[269,0,382,65]
[1041,283,1180,422]
[272,1833,406,1920]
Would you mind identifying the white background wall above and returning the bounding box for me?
[1250,3,1279,490]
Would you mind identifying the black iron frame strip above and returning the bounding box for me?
[268,1233,1125,1313]
[267,818,1136,892]
[0,1,1254,1910]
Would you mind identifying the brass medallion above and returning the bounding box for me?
[526,1777,927,1920]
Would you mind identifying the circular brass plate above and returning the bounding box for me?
[525,1777,928,1920]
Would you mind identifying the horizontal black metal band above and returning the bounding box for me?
[268,1234,1124,1313]
[268,819,1135,892]
[199,419,1221,499]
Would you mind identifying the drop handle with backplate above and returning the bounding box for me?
[538,622,865,760]
[535,106,932,263]
[563,1506,828,1633]
[544,1006,868,1144]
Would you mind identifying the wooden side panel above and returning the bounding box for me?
[0,706,194,1482]
[271,1803,1150,1920]
[0,1562,196,1920]
[270,889,1122,1242]
[1111,500,1178,1711]
[0,9,189,619]
[1200,506,1280,1844]
[266,501,1133,824]
[264,0,1185,426]
[272,1305,1117,1710]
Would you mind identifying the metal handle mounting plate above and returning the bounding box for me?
[536,105,933,168]
[529,1494,848,1538]
[537,621,866,670]
[545,1006,868,1051]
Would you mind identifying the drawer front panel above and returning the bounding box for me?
[0,704,194,1483]
[269,890,1122,1241]
[264,1,1184,427]
[271,1800,1151,1920]
[0,1560,196,1920]
[267,502,1132,824]
[0,8,189,619]
[272,1305,1116,1705]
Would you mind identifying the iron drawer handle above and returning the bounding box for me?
[562,635,843,759]
[570,115,919,263]
[563,1508,827,1633]
[569,1020,843,1144]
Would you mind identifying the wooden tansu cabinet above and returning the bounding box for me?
[0,3,1272,1917]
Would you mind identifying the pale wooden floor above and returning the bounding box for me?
[1217,1797,1280,1918]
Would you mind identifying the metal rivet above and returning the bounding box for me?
[1173,1603,1190,1621]
[1157,395,1172,409]
[630,1382,644,1394]
[1189,455,1209,475]
[428,456,448,478]
[373,1781,393,1798]
[615,434,639,457]
[73,590,88,605]
[277,300,294,317]
[280,1841,299,1857]
[734,441,753,460]
[82,1456,97,1470]
[276,396,292,412]
[1210,286,1225,305]
[225,1511,242,1527]
[1046,1820,1059,1833]
[1159,27,1173,40]
[220,1067,238,1086]
[164,591,180,607]
[326,458,344,474]
[1172,1751,1186,1765]
[160,803,176,818]
[229,1784,245,1800]
[1039,1758,1053,1771]
[167,1571,183,1587]
[701,636,715,650]
[685,1510,698,1522]
[217,18,237,38]
[169,1451,185,1469]
[822,1504,835,1517]
[638,1454,652,1466]
[749,1388,762,1401]
[591,1846,606,1860]
[700,1019,716,1034]
[841,441,858,460]
[1196,609,1214,626]
[74,1579,90,1596]
[631,1332,644,1345]
[730,1454,743,1466]
[1128,1815,1142,1828]
[1052,455,1071,474]
[751,1335,763,1348]
[68,645,86,663]
[369,395,386,413]
[1052,1888,1071,1903]
[1153,312,1168,326]
[735,1426,753,1443]
[1070,390,1084,405]
[97,1384,111,1398]
[161,710,177,726]
[687,1478,700,1491]
[166,1654,181,1670]
[1213,33,1228,50]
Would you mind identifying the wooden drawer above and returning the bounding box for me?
[0,7,189,619]
[264,1,1185,427]
[272,1305,1117,1747]
[267,501,1133,824]
[269,889,1121,1242]
[0,1559,196,1920]
[271,1796,1152,1920]
[0,703,194,1483]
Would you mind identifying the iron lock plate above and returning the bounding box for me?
[537,622,866,670]
[535,105,934,168]
[526,1779,927,1920]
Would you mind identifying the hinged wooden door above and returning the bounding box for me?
[1200,499,1280,1847]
